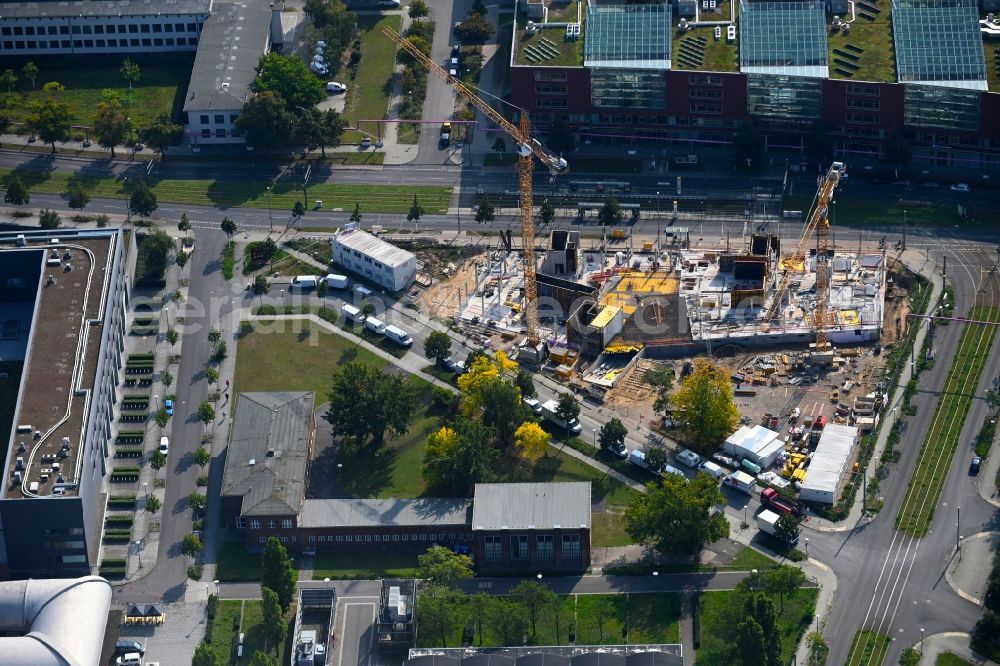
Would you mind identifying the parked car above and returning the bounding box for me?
[326,81,347,93]
[451,44,460,58]
[316,40,326,48]
[448,65,458,77]
[309,61,328,75]
[116,654,142,666]
[970,456,982,475]
[950,182,971,192]
[377,0,401,6]
[164,399,173,416]
[115,640,145,656]
[159,436,169,455]
[440,121,452,146]
[523,397,543,415]
[920,181,940,189]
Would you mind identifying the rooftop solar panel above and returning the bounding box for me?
[892,0,986,89]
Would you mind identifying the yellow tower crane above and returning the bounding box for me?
[763,162,845,360]
[383,27,568,358]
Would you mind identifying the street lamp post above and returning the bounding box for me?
[744,504,749,526]
[592,428,597,447]
[920,628,925,655]
[804,537,809,558]
[266,185,274,233]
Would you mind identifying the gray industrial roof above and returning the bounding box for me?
[300,498,472,528]
[333,227,416,269]
[472,482,591,531]
[183,1,272,113]
[0,0,211,19]
[221,392,314,517]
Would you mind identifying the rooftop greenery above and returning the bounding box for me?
[515,0,585,66]
[828,9,896,82]
[672,27,739,72]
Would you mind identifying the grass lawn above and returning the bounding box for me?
[672,28,739,73]
[515,1,584,66]
[828,13,895,82]
[896,306,1000,536]
[697,588,818,665]
[221,241,235,280]
[986,43,1000,94]
[201,600,289,665]
[844,629,891,666]
[592,510,631,547]
[0,55,192,131]
[0,167,452,215]
[312,550,420,579]
[285,238,333,266]
[342,15,402,144]
[937,653,975,666]
[216,541,294,581]
[729,545,778,570]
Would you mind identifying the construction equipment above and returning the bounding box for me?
[383,27,568,362]
[764,162,845,360]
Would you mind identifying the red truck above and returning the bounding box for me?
[761,487,802,516]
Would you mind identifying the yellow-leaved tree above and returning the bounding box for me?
[457,351,520,416]
[422,426,459,488]
[671,358,738,449]
[514,421,549,462]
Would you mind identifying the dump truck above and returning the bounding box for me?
[761,487,801,516]
[756,509,799,544]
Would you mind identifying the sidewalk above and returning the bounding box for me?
[804,247,944,533]
[918,633,998,666]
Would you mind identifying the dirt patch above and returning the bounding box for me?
[418,250,485,320]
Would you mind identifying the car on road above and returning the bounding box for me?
[452,44,460,58]
[440,121,452,146]
[920,181,940,189]
[449,65,458,77]
[377,0,401,6]
[523,397,543,415]
[950,182,971,192]
[892,179,911,187]
[970,456,982,475]
[159,436,169,455]
[164,399,173,416]
[326,81,347,93]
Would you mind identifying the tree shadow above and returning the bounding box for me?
[7,154,56,188]
[337,439,397,498]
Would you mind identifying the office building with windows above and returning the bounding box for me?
[510,0,1000,169]
[0,229,135,579]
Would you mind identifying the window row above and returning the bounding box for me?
[306,532,468,543]
[482,534,580,561]
[2,21,200,36]
[2,37,197,50]
[199,114,239,125]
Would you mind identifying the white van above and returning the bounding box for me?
[342,303,363,323]
[676,449,701,468]
[364,316,386,335]
[324,274,350,289]
[661,464,686,478]
[355,285,374,299]
[116,654,142,666]
[628,449,647,469]
[290,275,318,290]
[697,460,725,479]
[384,325,412,347]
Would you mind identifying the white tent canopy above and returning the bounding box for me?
[800,424,859,504]
[724,425,784,469]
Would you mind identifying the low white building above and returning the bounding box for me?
[724,425,784,469]
[799,423,858,505]
[331,226,417,292]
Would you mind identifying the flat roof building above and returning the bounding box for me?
[800,423,858,505]
[0,229,134,578]
[331,226,418,292]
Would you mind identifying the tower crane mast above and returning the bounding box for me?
[763,162,845,352]
[383,27,567,350]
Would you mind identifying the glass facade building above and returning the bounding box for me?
[739,0,829,78]
[892,0,987,90]
[747,74,823,119]
[590,69,667,109]
[903,84,982,131]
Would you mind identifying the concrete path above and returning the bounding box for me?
[917,632,999,666]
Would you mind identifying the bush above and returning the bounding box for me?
[188,565,203,580]
[109,495,137,507]
[255,304,277,315]
[105,516,134,527]
[317,307,338,325]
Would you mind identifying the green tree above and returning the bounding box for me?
[672,358,738,449]
[599,417,627,451]
[262,537,298,612]
[361,302,376,317]
[805,631,829,666]
[139,115,183,158]
[418,545,473,587]
[510,580,555,637]
[598,193,624,227]
[491,137,506,153]
[744,593,782,666]
[416,585,466,647]
[188,492,207,512]
[197,401,215,424]
[556,392,580,428]
[514,370,536,398]
[885,128,912,167]
[424,330,452,365]
[39,208,61,230]
[645,446,667,472]
[252,52,326,110]
[407,194,424,224]
[261,587,287,654]
[253,274,271,307]
[120,58,140,90]
[145,494,161,514]
[193,446,211,469]
[179,213,192,232]
[489,597,528,646]
[624,471,729,556]
[4,174,29,206]
[293,200,307,218]
[547,116,576,154]
[249,651,277,666]
[166,328,179,345]
[475,195,495,224]
[479,377,523,447]
[350,203,362,222]
[220,217,237,240]
[736,617,767,666]
[898,647,919,666]
[645,365,675,416]
[208,327,222,346]
[95,213,110,227]
[295,107,344,157]
[128,178,158,219]
[591,596,615,641]
[468,592,491,645]
[409,0,430,17]
[455,12,495,44]
[773,513,802,546]
[150,450,167,471]
[805,122,834,165]
[971,610,1000,661]
[539,198,555,226]
[67,181,90,212]
[26,95,73,153]
[733,118,763,163]
[422,418,498,493]
[92,100,130,159]
[192,642,215,666]
[235,91,295,150]
[21,61,38,89]
[762,564,805,612]
[0,115,9,146]
[181,533,203,557]
[155,407,169,428]
[0,70,17,93]
[162,370,174,387]
[325,362,417,445]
